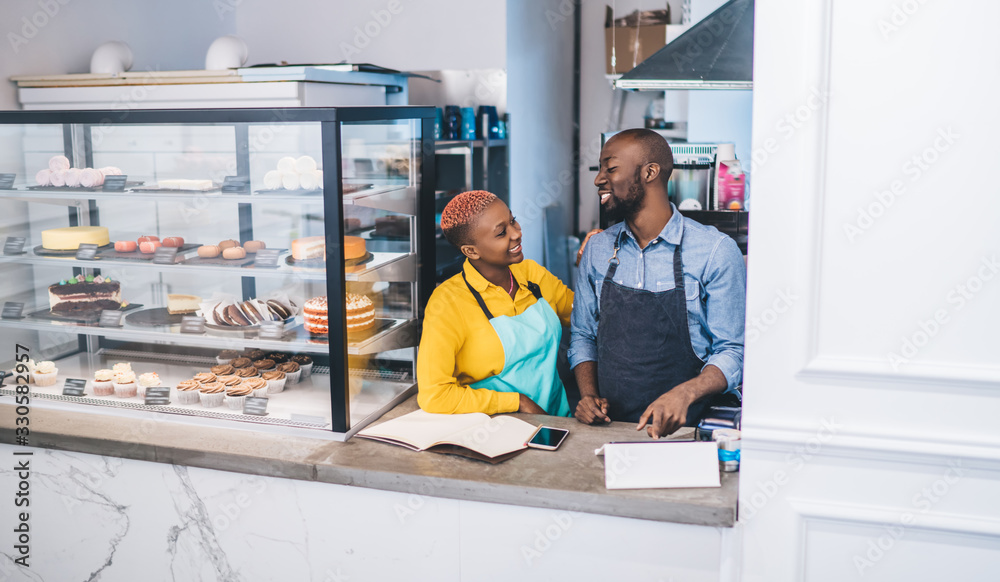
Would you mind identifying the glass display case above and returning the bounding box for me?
[0,107,435,438]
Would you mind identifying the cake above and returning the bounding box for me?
[303,296,329,335]
[303,293,375,335]
[41,226,110,250]
[347,293,376,332]
[167,294,201,315]
[157,179,214,191]
[291,236,325,260]
[344,236,366,260]
[48,275,122,314]
[374,216,409,238]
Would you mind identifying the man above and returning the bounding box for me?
[569,129,745,438]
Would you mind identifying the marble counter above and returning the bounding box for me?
[0,396,737,528]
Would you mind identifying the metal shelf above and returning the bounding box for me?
[434,138,508,148]
[0,309,417,356]
[0,247,415,282]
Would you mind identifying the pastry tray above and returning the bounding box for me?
[183,254,258,268]
[26,181,144,192]
[130,185,220,194]
[33,243,113,256]
[27,303,144,324]
[285,252,373,269]
[98,243,200,261]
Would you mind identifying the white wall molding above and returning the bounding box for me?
[789,497,1000,539]
[746,422,1000,470]
[799,355,1000,393]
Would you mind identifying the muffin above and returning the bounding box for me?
[199,382,226,407]
[194,372,217,384]
[241,377,269,398]
[32,361,59,387]
[245,349,266,361]
[92,369,114,396]
[216,350,240,365]
[137,372,160,398]
[235,367,258,378]
[211,364,235,376]
[276,361,301,384]
[291,355,313,379]
[262,370,286,394]
[252,359,275,372]
[113,370,137,398]
[230,357,252,369]
[225,385,253,410]
[176,380,202,404]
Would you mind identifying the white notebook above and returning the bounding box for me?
[604,441,721,489]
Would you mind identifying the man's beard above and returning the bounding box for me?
[604,168,646,223]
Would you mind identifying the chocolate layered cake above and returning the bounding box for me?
[48,274,122,314]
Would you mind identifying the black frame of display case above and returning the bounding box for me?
[0,106,437,435]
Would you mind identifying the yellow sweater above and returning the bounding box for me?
[417,259,574,414]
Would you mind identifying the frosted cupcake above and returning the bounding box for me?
[276,362,300,385]
[235,367,258,379]
[33,361,59,387]
[216,350,240,365]
[113,370,137,398]
[136,372,160,398]
[199,382,225,407]
[211,364,235,376]
[252,359,276,373]
[176,380,201,404]
[240,377,268,398]
[92,369,114,396]
[216,374,241,388]
[225,385,253,410]
[112,362,132,374]
[262,370,286,394]
[194,372,217,384]
[230,357,252,369]
[291,355,313,379]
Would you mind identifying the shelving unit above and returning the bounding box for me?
[0,107,436,438]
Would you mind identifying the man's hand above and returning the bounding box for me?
[576,229,603,267]
[636,389,693,439]
[518,393,546,414]
[575,395,610,424]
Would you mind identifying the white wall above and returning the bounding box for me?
[741,0,1000,580]
[506,0,576,274]
[0,0,506,110]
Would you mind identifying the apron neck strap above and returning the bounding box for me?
[462,271,495,320]
[672,242,684,288]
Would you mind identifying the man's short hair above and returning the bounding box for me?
[610,128,674,184]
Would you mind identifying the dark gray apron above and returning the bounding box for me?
[596,232,709,424]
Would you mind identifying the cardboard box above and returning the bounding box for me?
[605,5,671,76]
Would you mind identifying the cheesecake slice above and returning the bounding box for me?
[167,294,202,315]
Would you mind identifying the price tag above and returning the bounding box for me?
[180,315,206,334]
[62,378,87,396]
[253,248,281,269]
[258,320,285,341]
[0,173,15,189]
[102,175,128,192]
[98,309,124,327]
[75,243,99,260]
[1,302,24,319]
[152,246,178,265]
[243,396,269,416]
[144,386,171,405]
[221,175,250,194]
[3,237,26,255]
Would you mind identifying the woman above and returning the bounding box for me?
[417,190,574,416]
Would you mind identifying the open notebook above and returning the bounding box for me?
[356,409,539,463]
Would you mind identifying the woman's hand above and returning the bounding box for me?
[518,393,546,414]
[576,229,603,266]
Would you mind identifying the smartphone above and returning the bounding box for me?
[527,426,570,450]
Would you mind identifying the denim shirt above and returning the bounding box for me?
[568,205,746,393]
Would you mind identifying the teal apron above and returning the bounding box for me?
[462,272,571,416]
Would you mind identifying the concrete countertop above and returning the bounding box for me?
[0,397,738,527]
